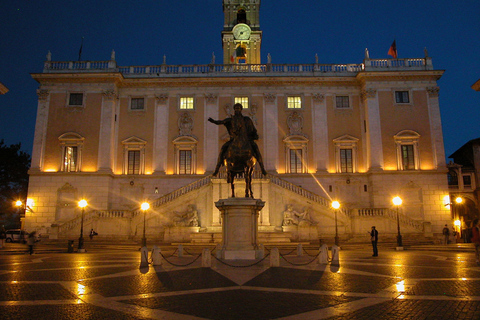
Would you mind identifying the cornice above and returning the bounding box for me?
[356,70,444,84]
[31,72,124,85]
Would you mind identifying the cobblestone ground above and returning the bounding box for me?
[0,243,479,319]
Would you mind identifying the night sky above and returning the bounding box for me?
[0,0,478,160]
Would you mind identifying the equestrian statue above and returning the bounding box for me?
[208,103,267,198]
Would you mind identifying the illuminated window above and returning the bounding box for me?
[63,146,78,172]
[68,93,84,106]
[287,96,302,109]
[394,130,420,170]
[340,149,353,173]
[130,98,145,110]
[180,97,194,110]
[59,132,84,172]
[335,96,350,109]
[179,150,192,174]
[173,136,197,175]
[395,91,410,104]
[284,135,308,174]
[401,145,415,170]
[289,149,303,173]
[127,151,141,175]
[235,96,249,108]
[122,137,146,175]
[333,135,358,173]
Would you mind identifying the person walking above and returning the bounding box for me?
[370,226,378,257]
[442,224,450,245]
[471,219,480,265]
[27,231,36,255]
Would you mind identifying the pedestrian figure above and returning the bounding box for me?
[442,224,450,245]
[370,226,378,256]
[471,219,480,265]
[27,231,36,255]
[89,229,97,240]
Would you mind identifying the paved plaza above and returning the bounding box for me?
[0,241,480,319]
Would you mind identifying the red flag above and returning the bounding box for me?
[388,40,398,59]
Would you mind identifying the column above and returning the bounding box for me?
[30,89,50,172]
[427,87,446,168]
[97,90,117,173]
[153,94,169,175]
[312,93,328,172]
[204,93,218,173]
[263,93,278,172]
[362,88,384,171]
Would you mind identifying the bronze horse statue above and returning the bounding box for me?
[208,103,267,198]
[224,119,257,198]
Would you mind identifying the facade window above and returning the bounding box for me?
[122,137,146,175]
[173,136,197,175]
[447,171,458,186]
[340,149,353,173]
[333,135,358,173]
[58,132,84,172]
[130,98,145,110]
[68,93,84,106]
[394,130,420,171]
[283,135,308,174]
[179,150,192,174]
[127,150,141,175]
[289,149,303,173]
[401,145,415,170]
[180,97,194,110]
[287,96,302,109]
[335,96,350,109]
[463,175,472,188]
[395,91,410,103]
[235,96,249,108]
[63,146,78,172]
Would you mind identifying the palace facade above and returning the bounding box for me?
[25,0,451,243]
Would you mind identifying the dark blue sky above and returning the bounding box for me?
[1,0,479,159]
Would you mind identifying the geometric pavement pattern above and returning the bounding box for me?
[1,244,480,319]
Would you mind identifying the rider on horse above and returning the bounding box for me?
[208,103,267,176]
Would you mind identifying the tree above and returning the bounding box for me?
[0,140,31,228]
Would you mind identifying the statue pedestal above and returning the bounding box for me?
[215,198,265,260]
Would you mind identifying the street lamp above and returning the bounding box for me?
[15,199,33,243]
[141,202,150,247]
[78,199,87,252]
[392,196,403,247]
[332,201,340,246]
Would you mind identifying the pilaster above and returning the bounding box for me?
[97,90,117,173]
[362,88,384,171]
[263,93,278,172]
[312,93,328,172]
[30,89,50,172]
[153,94,169,175]
[426,87,446,169]
[204,94,219,173]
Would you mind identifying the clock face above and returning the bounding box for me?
[233,23,251,40]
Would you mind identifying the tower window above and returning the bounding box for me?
[237,9,246,24]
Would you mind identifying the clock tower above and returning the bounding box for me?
[222,0,262,65]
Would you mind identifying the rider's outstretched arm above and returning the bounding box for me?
[208,117,226,125]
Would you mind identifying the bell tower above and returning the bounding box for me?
[222,0,262,65]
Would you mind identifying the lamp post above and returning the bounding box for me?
[332,201,340,246]
[392,196,403,247]
[141,202,150,247]
[15,199,32,243]
[78,199,87,252]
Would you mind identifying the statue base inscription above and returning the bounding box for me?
[215,197,265,260]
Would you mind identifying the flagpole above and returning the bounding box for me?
[78,37,84,61]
